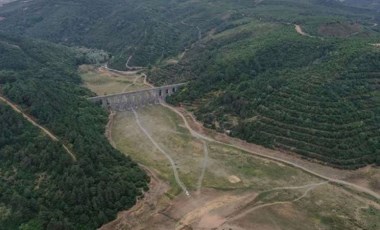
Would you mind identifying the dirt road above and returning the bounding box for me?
[0,95,77,161]
[161,103,380,201]
[196,140,209,194]
[126,55,144,70]
[223,182,327,224]
[132,108,190,197]
[224,182,328,224]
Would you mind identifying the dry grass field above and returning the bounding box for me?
[81,65,380,230]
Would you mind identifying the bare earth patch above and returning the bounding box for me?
[79,65,150,95]
[295,24,312,37]
[228,175,241,184]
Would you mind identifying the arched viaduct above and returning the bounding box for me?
[88,83,185,111]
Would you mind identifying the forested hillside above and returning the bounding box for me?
[156,5,380,168]
[1,0,379,68]
[0,34,149,229]
[165,31,380,168]
[0,0,205,68]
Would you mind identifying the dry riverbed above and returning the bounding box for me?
[80,65,380,230]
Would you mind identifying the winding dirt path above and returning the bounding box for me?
[196,140,209,194]
[161,103,380,201]
[0,95,77,161]
[143,73,155,88]
[132,108,190,197]
[126,55,144,70]
[224,182,327,224]
[105,110,117,148]
[160,102,209,194]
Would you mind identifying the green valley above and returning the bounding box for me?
[0,0,379,229]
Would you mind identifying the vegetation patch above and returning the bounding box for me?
[0,35,148,229]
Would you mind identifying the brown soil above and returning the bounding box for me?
[318,22,361,37]
[295,24,312,37]
[228,175,241,184]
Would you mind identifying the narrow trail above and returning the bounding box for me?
[196,140,209,194]
[225,182,327,223]
[126,55,144,70]
[132,75,140,84]
[142,73,155,88]
[161,103,380,201]
[121,82,134,93]
[262,181,328,193]
[160,102,210,194]
[0,95,77,161]
[160,103,213,142]
[132,108,190,197]
[103,63,139,75]
[105,110,117,148]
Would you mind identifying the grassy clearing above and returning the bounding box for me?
[112,105,322,194]
[79,65,149,95]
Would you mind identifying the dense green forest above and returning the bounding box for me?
[0,0,205,68]
[0,34,149,229]
[3,0,377,69]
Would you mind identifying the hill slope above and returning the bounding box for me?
[0,0,379,168]
[1,0,377,67]
[0,34,148,229]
